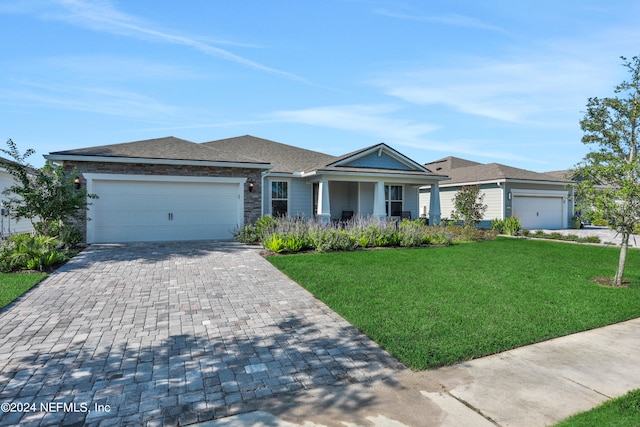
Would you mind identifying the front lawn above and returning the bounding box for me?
[554,388,640,427]
[0,273,47,310]
[268,238,640,370]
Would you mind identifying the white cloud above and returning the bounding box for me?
[38,55,205,81]
[270,104,439,143]
[372,56,610,124]
[374,8,505,32]
[0,80,178,119]
[267,104,537,163]
[34,0,306,81]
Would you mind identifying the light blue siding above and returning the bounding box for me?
[403,186,419,219]
[359,182,374,216]
[289,179,313,219]
[341,152,412,170]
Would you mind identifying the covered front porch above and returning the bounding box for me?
[311,175,444,225]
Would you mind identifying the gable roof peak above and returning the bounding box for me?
[327,142,429,172]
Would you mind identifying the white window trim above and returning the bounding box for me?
[386,184,404,217]
[269,178,291,217]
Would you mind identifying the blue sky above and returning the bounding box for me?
[1,1,639,171]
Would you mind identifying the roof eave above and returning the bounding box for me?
[439,178,572,187]
[44,154,273,170]
[302,169,449,181]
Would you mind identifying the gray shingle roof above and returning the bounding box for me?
[49,136,269,165]
[545,169,576,181]
[202,135,337,173]
[441,162,572,185]
[425,156,482,172]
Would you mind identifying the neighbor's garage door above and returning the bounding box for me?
[90,179,241,243]
[512,196,563,229]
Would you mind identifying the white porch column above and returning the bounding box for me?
[429,182,441,225]
[317,179,331,224]
[372,181,387,221]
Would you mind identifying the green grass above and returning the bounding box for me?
[0,273,47,310]
[268,237,640,370]
[554,388,640,427]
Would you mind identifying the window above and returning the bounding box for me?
[271,181,288,217]
[385,185,403,217]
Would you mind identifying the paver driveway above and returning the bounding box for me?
[0,242,401,426]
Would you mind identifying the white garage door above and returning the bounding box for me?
[512,196,564,229]
[89,178,242,243]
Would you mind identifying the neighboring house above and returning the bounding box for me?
[0,157,37,236]
[45,135,447,243]
[420,157,574,230]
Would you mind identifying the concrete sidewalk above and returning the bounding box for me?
[199,317,640,426]
[535,226,640,248]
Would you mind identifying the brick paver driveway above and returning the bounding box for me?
[0,242,401,426]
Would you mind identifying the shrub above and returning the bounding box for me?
[284,235,305,252]
[310,229,358,252]
[503,217,521,236]
[424,229,452,246]
[533,230,545,238]
[234,224,260,243]
[398,220,426,247]
[490,218,505,234]
[263,233,286,253]
[59,224,83,249]
[0,233,67,272]
[235,215,280,244]
[581,236,601,244]
[450,185,488,228]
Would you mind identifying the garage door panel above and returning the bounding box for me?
[90,178,241,243]
[512,196,563,229]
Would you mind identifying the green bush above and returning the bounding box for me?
[310,228,358,252]
[503,217,521,236]
[234,215,280,244]
[424,229,452,246]
[59,224,83,249]
[0,233,68,272]
[581,236,601,244]
[490,218,505,234]
[284,235,305,252]
[263,233,286,253]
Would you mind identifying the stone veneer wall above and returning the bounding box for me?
[62,161,263,242]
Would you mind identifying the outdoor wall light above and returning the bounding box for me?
[247,178,255,192]
[74,176,81,189]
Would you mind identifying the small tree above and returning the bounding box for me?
[451,185,487,228]
[574,56,640,286]
[1,139,96,237]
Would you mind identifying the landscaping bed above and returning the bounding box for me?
[268,238,640,370]
[236,216,497,253]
